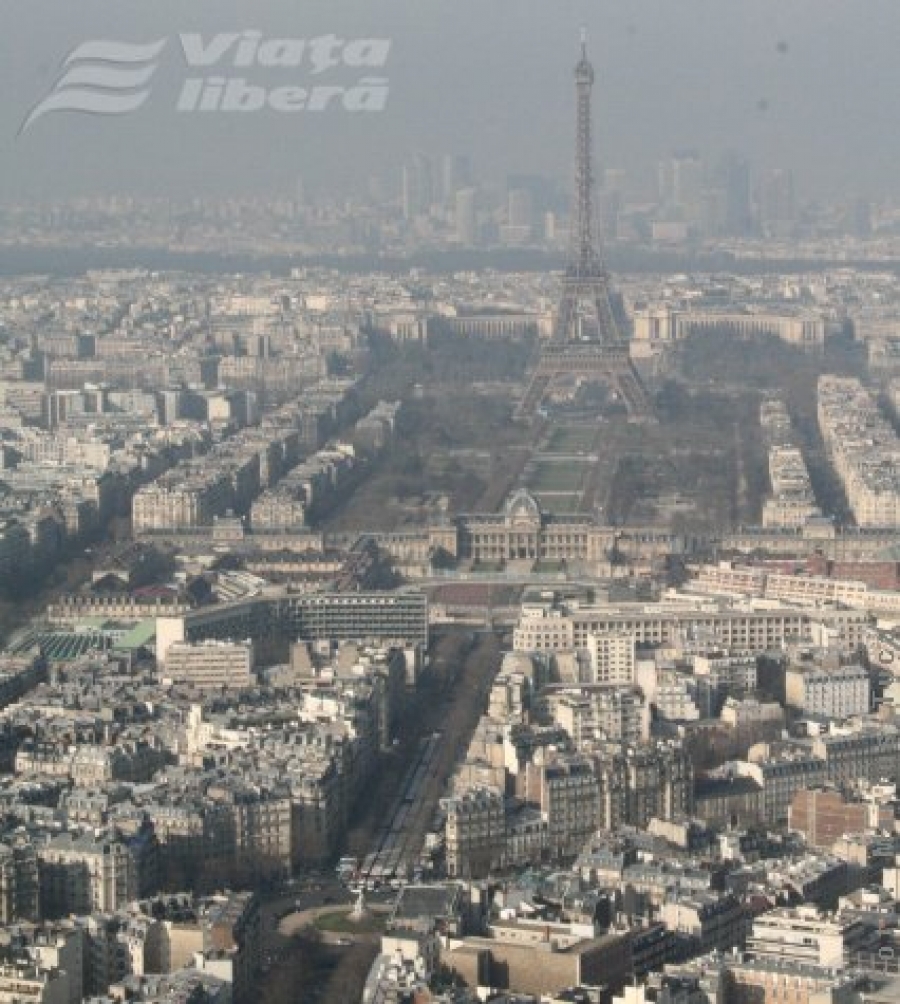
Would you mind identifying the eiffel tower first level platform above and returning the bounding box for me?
[516,342,653,419]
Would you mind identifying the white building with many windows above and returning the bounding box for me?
[785,663,870,719]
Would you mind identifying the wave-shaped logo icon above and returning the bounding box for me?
[19,38,167,135]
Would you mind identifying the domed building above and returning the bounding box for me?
[504,488,543,530]
[373,486,686,576]
[455,488,615,566]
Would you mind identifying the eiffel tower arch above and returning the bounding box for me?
[518,35,653,420]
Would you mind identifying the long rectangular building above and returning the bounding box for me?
[513,598,867,654]
[156,590,428,662]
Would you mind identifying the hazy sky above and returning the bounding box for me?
[3,0,899,203]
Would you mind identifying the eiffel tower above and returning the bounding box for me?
[518,34,652,419]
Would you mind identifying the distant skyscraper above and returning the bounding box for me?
[501,188,534,246]
[657,159,676,207]
[758,168,797,237]
[402,152,433,220]
[673,154,703,209]
[455,187,478,245]
[506,173,555,214]
[717,152,753,236]
[507,188,534,230]
[658,152,703,222]
[441,154,472,205]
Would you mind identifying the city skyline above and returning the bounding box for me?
[3,1,900,203]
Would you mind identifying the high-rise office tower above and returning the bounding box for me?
[402,152,434,220]
[507,188,534,230]
[455,187,478,246]
[672,153,703,213]
[718,152,753,236]
[442,154,473,205]
[501,188,534,246]
[658,152,704,222]
[758,168,797,237]
[506,173,555,213]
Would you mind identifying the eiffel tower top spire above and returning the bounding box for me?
[577,27,593,83]
[572,33,600,277]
